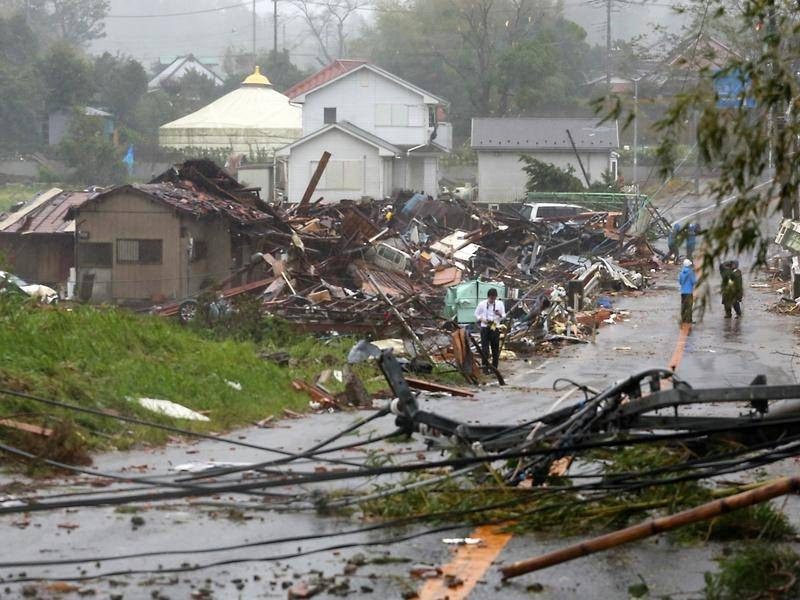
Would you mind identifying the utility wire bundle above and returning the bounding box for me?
[2,346,800,583]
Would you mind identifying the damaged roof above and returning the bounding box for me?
[471,117,619,151]
[79,160,270,225]
[86,182,270,225]
[0,188,90,235]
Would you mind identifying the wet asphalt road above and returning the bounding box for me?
[2,186,799,599]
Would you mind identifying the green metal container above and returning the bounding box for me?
[443,279,507,324]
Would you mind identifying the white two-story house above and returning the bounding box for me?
[276,59,451,203]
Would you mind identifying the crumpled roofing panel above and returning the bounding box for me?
[0,190,90,234]
[106,183,270,225]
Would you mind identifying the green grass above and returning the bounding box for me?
[0,295,386,460]
[0,184,43,211]
[704,544,800,599]
[359,444,795,544]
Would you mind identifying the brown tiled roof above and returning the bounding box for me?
[88,182,270,225]
[284,59,368,100]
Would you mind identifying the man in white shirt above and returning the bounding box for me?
[474,288,505,369]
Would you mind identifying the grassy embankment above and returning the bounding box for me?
[0,184,43,211]
[0,295,387,461]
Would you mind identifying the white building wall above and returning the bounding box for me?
[302,69,430,147]
[423,157,438,196]
[286,129,384,203]
[476,150,613,203]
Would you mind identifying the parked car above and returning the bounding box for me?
[0,271,59,304]
[520,202,588,223]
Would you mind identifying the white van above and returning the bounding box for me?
[520,203,587,223]
[368,242,413,274]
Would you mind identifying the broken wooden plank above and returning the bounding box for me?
[404,377,475,398]
[298,151,331,212]
[292,379,338,408]
[0,419,53,437]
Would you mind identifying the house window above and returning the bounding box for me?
[428,106,436,127]
[189,239,208,262]
[311,159,363,190]
[375,104,415,127]
[116,239,163,265]
[324,107,337,124]
[77,242,112,268]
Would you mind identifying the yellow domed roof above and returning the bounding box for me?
[242,66,271,86]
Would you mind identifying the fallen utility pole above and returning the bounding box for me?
[501,476,800,579]
[566,129,591,187]
[365,273,432,363]
[298,151,331,212]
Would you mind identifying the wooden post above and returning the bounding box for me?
[298,151,331,212]
[500,476,800,580]
[468,332,505,386]
[365,273,432,363]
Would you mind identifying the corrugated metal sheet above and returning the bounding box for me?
[0,189,89,235]
[471,117,619,151]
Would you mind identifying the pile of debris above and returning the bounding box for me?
[155,181,664,376]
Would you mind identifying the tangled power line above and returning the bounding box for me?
[2,346,800,584]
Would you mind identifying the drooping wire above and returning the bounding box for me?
[6,416,800,516]
[0,387,385,469]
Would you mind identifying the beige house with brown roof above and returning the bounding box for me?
[74,161,270,304]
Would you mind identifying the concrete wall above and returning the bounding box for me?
[302,68,430,147]
[476,150,614,203]
[286,128,386,202]
[76,191,232,303]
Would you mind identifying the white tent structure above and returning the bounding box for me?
[158,67,302,155]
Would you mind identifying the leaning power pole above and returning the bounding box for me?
[606,0,612,87]
[273,0,278,53]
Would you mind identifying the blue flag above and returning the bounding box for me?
[122,144,135,170]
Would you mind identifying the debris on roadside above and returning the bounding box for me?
[148,190,664,386]
[127,397,211,422]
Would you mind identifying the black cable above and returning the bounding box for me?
[6,441,788,583]
[0,387,375,469]
[557,431,800,483]
[6,415,800,515]
[178,413,394,481]
[4,436,799,574]
[0,430,405,507]
[0,441,298,500]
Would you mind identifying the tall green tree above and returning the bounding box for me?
[520,155,584,192]
[59,111,125,184]
[4,0,109,45]
[50,0,109,44]
[38,40,94,111]
[93,52,148,124]
[0,12,43,151]
[610,0,800,289]
[351,0,592,139]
